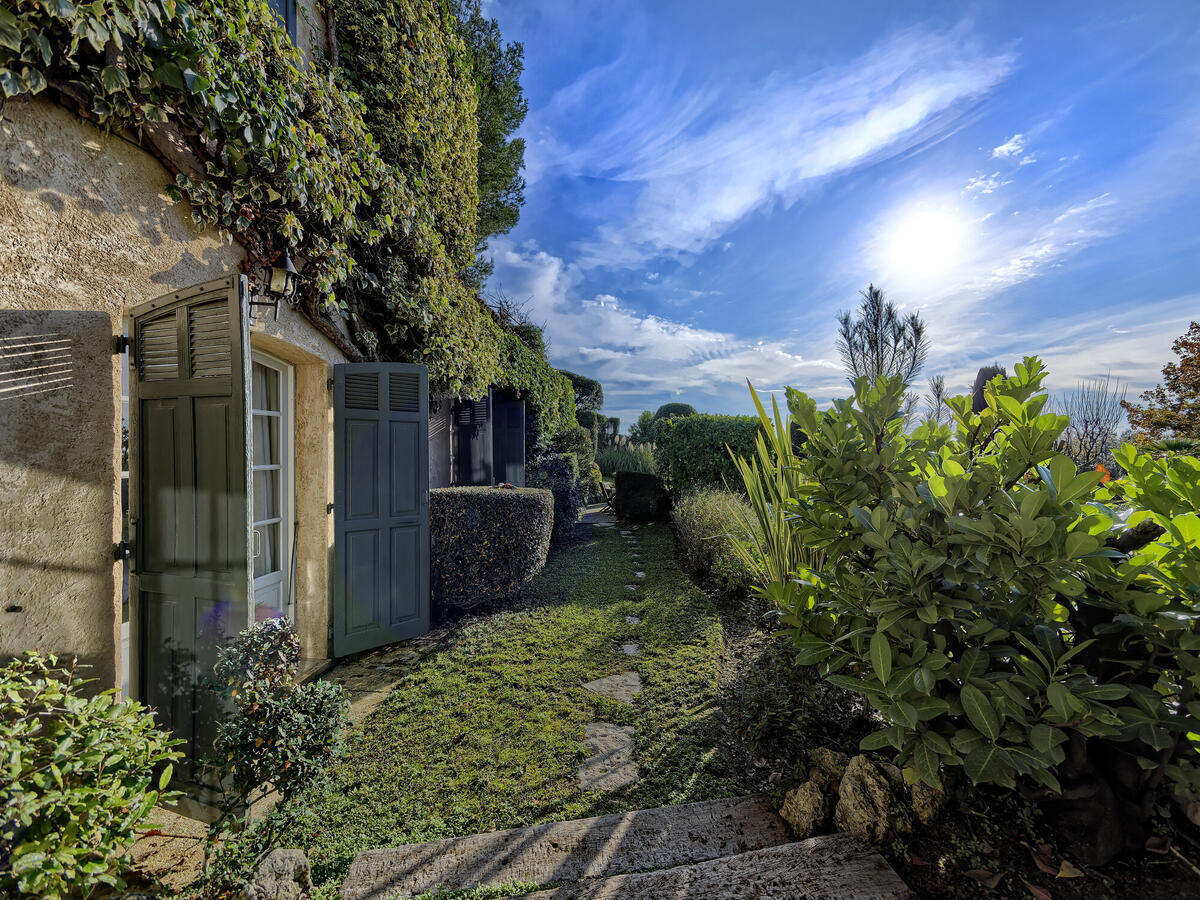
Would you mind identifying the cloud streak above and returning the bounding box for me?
[527,25,1015,268]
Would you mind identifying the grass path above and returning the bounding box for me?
[281,517,740,892]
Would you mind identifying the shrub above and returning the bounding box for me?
[211,619,350,811]
[671,487,759,595]
[654,414,761,492]
[585,461,604,502]
[0,653,180,899]
[554,424,596,475]
[431,486,554,607]
[596,443,656,476]
[736,358,1200,863]
[527,454,585,546]
[612,470,669,523]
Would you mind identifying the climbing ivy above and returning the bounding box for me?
[0,0,576,444]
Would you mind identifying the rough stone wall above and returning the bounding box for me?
[0,98,245,688]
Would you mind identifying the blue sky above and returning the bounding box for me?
[482,1,1200,430]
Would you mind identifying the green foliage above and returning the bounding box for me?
[560,370,603,411]
[736,358,1200,809]
[585,461,604,503]
[430,486,554,607]
[652,402,697,423]
[528,452,585,546]
[836,284,929,386]
[212,619,350,810]
[611,470,669,523]
[449,0,527,244]
[671,487,758,595]
[629,410,656,444]
[0,653,181,899]
[653,413,760,493]
[596,443,655,476]
[555,423,595,475]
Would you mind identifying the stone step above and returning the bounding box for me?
[513,834,911,900]
[340,795,792,900]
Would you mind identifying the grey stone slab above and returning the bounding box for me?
[634,572,644,578]
[625,616,641,625]
[577,722,638,792]
[513,833,910,899]
[624,584,639,592]
[582,671,642,702]
[620,643,640,657]
[341,796,792,900]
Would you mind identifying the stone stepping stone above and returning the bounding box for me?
[624,584,639,592]
[625,615,641,625]
[619,530,632,536]
[583,671,642,703]
[634,571,645,578]
[577,722,638,791]
[621,642,640,657]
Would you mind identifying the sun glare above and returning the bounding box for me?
[882,206,970,282]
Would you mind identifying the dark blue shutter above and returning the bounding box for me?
[491,393,526,486]
[333,363,429,656]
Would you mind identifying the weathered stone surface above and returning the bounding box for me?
[910,782,946,825]
[779,781,832,838]
[624,584,639,592]
[634,571,645,578]
[809,747,849,784]
[577,722,638,791]
[238,849,312,900]
[620,642,640,657]
[512,833,909,899]
[625,615,641,625]
[340,796,791,900]
[833,756,912,844]
[582,672,642,702]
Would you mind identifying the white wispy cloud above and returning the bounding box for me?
[525,25,1015,268]
[964,172,1011,194]
[992,133,1027,158]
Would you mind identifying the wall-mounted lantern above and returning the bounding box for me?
[250,249,302,322]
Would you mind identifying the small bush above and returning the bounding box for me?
[554,423,595,474]
[0,653,181,899]
[431,486,555,607]
[612,470,669,522]
[596,443,655,476]
[211,618,350,810]
[527,454,585,546]
[671,487,760,595]
[654,413,761,492]
[585,461,604,502]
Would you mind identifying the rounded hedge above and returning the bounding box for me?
[654,413,762,493]
[430,487,553,610]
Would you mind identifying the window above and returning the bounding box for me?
[267,0,297,41]
[251,351,294,623]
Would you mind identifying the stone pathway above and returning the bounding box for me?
[577,505,645,793]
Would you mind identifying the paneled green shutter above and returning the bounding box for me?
[128,276,252,787]
[333,363,430,656]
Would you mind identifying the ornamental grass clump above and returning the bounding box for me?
[734,357,1200,863]
[0,653,180,899]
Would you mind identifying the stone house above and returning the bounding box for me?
[0,0,521,810]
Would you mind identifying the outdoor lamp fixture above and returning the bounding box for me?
[250,249,302,322]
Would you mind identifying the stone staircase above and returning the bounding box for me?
[340,795,910,899]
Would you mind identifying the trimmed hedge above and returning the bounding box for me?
[527,452,585,545]
[653,414,762,493]
[612,470,669,522]
[430,487,553,610]
[671,487,758,596]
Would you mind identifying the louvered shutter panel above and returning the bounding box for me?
[453,396,493,485]
[491,394,526,487]
[128,276,252,790]
[333,363,429,656]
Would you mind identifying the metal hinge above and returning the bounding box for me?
[327,502,334,514]
[113,335,131,355]
[113,540,134,561]
[327,377,334,391]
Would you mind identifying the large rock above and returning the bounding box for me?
[833,755,912,844]
[808,747,849,785]
[779,781,831,839]
[238,849,312,900]
[611,471,668,523]
[910,782,946,825]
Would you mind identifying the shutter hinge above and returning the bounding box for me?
[113,540,134,561]
[326,502,334,514]
[327,377,334,391]
[113,335,131,355]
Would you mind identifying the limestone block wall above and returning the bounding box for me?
[0,98,245,688]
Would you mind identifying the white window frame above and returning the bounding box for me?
[250,349,296,626]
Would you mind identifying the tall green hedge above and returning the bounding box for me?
[654,414,762,493]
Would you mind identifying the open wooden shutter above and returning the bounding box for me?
[491,393,526,487]
[128,276,252,787]
[333,363,430,656]
[453,396,492,485]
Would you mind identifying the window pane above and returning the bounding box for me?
[252,362,279,411]
[254,523,280,577]
[253,469,279,522]
[252,414,278,467]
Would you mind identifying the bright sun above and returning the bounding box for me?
[883,207,970,282]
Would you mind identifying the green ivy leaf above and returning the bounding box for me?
[870,630,892,686]
[960,683,1001,741]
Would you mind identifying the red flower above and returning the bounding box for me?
[1096,464,1111,484]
